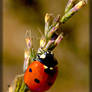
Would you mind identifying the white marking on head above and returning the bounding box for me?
[50,67,53,70]
[44,65,48,69]
[40,54,46,59]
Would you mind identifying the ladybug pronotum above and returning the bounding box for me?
[24,52,58,92]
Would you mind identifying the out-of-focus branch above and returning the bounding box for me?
[23,30,36,72]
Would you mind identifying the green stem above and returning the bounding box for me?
[19,81,30,92]
[61,0,86,24]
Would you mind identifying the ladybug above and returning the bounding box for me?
[24,52,58,92]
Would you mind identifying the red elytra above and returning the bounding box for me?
[24,61,58,92]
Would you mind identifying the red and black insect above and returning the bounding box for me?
[24,52,58,92]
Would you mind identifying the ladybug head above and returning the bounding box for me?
[36,52,58,67]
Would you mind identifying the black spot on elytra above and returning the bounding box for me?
[29,68,32,72]
[48,82,53,86]
[34,78,40,83]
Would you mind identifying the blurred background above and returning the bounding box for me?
[3,0,89,92]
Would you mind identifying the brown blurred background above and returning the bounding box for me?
[3,0,89,92]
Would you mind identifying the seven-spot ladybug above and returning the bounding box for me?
[24,52,58,92]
